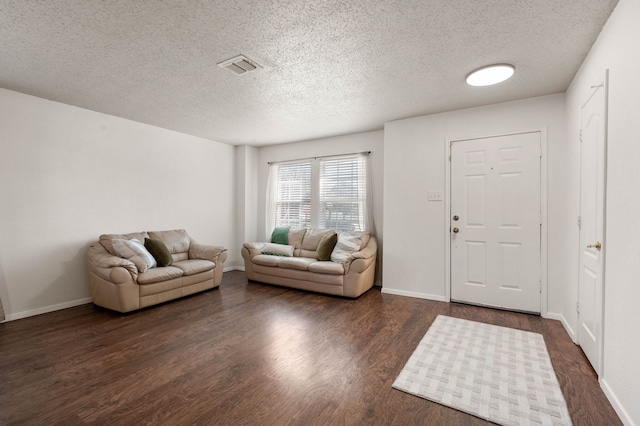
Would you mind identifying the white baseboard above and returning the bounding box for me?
[543,312,577,343]
[3,297,93,322]
[600,378,636,426]
[224,265,244,272]
[381,287,447,302]
[3,268,245,322]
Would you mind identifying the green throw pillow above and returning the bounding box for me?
[144,238,173,267]
[316,233,338,261]
[271,226,290,245]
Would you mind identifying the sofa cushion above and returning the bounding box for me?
[308,261,345,275]
[277,257,316,271]
[137,266,184,285]
[148,229,191,255]
[112,238,157,273]
[270,227,290,245]
[252,254,281,267]
[331,232,364,263]
[99,231,149,256]
[261,243,294,257]
[288,228,307,253]
[144,238,173,267]
[172,259,215,276]
[316,233,338,261]
[301,229,334,251]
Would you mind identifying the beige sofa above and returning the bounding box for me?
[241,228,377,298]
[87,229,227,313]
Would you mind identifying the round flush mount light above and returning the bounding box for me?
[466,64,515,86]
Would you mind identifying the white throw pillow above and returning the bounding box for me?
[261,243,294,257]
[330,233,363,263]
[112,238,157,272]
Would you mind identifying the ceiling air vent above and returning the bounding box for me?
[218,55,261,76]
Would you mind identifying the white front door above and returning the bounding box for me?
[578,74,607,375]
[450,132,541,313]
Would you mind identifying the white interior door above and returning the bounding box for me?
[578,74,607,375]
[450,132,541,313]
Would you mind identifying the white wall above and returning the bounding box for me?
[566,0,640,423]
[0,89,236,320]
[255,131,384,283]
[383,94,570,316]
[235,145,258,268]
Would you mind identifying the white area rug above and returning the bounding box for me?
[393,315,572,425]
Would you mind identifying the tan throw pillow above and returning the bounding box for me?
[316,233,338,261]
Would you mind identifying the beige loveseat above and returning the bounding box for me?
[241,228,377,298]
[87,229,227,313]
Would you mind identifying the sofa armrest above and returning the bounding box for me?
[242,242,267,258]
[189,243,228,263]
[87,243,138,282]
[351,237,377,260]
[343,237,377,273]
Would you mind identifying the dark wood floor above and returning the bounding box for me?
[0,271,620,425]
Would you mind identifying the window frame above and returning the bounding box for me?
[269,153,371,233]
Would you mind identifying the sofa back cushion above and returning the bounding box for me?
[148,229,191,262]
[300,229,336,258]
[288,228,307,256]
[100,231,149,256]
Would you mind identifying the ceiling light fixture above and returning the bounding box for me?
[466,64,515,87]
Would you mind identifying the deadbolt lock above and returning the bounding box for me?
[453,215,459,221]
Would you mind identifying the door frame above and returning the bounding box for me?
[444,129,549,315]
[577,70,609,376]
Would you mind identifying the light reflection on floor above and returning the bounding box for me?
[262,307,359,396]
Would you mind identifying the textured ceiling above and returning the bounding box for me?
[0,0,618,146]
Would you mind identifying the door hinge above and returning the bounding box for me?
[539,281,542,294]
[578,215,581,228]
[579,129,582,143]
[577,301,580,314]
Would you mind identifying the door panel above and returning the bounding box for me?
[451,132,541,313]
[500,173,521,226]
[465,241,486,285]
[466,175,486,225]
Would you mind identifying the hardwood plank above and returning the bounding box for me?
[0,271,621,425]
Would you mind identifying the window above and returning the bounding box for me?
[267,153,373,236]
[319,156,366,231]
[273,162,311,229]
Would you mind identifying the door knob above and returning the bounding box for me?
[586,242,602,250]
[452,227,459,233]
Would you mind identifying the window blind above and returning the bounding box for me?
[274,161,311,229]
[319,155,365,231]
[267,153,372,235]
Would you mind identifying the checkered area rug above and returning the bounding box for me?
[393,315,572,425]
